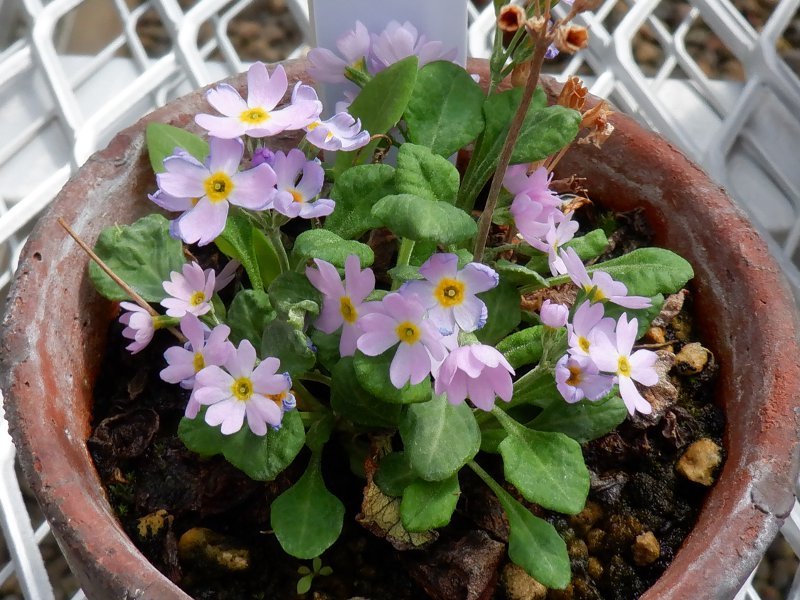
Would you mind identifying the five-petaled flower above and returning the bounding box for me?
[160,262,216,318]
[270,149,335,219]
[567,300,615,357]
[195,63,321,139]
[306,255,376,357]
[308,20,371,84]
[356,292,447,388]
[305,112,370,152]
[555,353,614,404]
[155,137,276,246]
[561,247,652,309]
[590,314,658,415]
[402,253,498,334]
[434,344,514,411]
[194,340,295,435]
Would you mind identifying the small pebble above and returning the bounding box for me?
[501,563,547,600]
[632,531,661,566]
[676,438,722,485]
[644,326,666,344]
[674,342,711,375]
[587,556,604,580]
[586,528,606,554]
[568,539,589,560]
[569,501,604,535]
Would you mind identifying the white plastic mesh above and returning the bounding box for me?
[0,0,798,597]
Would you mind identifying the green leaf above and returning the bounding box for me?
[89,214,185,302]
[325,164,396,239]
[330,358,402,428]
[395,143,460,204]
[399,394,481,481]
[529,394,628,443]
[388,264,423,285]
[145,123,208,173]
[178,409,304,481]
[261,319,316,375]
[404,61,486,158]
[215,211,274,291]
[372,194,477,245]
[400,474,460,532]
[475,280,522,345]
[472,463,570,589]
[292,229,374,269]
[271,455,345,559]
[510,367,561,409]
[494,259,549,287]
[375,452,419,497]
[297,575,313,595]
[495,410,589,514]
[227,289,275,347]
[305,413,334,454]
[268,272,322,327]
[252,227,282,286]
[334,56,419,174]
[309,329,340,373]
[497,326,568,369]
[457,88,580,210]
[526,229,608,274]
[353,350,431,404]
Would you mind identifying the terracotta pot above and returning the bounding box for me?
[1,59,798,600]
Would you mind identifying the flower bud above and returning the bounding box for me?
[541,299,569,329]
[554,24,590,54]
[498,5,526,33]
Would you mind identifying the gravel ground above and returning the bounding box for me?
[1,1,798,599]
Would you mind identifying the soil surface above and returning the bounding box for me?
[86,205,725,600]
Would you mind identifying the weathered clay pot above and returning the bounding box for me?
[1,59,798,600]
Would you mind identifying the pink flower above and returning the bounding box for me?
[529,214,580,275]
[160,314,234,418]
[510,196,564,246]
[540,299,569,329]
[305,112,370,152]
[193,340,295,435]
[560,248,652,309]
[270,149,335,219]
[555,354,614,404]
[306,255,375,357]
[195,63,321,138]
[160,262,215,318]
[503,165,561,207]
[567,300,615,357]
[590,314,658,415]
[308,20,371,84]
[402,253,498,334]
[119,302,155,354]
[369,21,457,73]
[356,292,447,388]
[434,344,514,411]
[155,137,276,246]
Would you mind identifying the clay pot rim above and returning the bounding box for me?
[1,58,798,600]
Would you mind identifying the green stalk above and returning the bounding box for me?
[267,227,291,274]
[391,238,416,290]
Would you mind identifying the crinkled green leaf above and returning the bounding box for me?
[399,394,481,481]
[268,271,322,327]
[292,229,374,269]
[261,318,315,375]
[400,474,460,532]
[145,122,208,173]
[89,214,185,302]
[529,394,627,443]
[353,350,431,404]
[178,409,304,481]
[325,164,396,240]
[475,280,522,345]
[330,358,402,428]
[271,455,344,559]
[495,411,589,514]
[215,211,277,291]
[494,259,549,287]
[375,452,419,497]
[309,329,340,373]
[395,143,460,204]
[372,194,477,245]
[227,289,275,347]
[497,326,568,369]
[404,61,485,157]
[334,56,419,174]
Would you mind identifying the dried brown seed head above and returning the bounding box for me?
[554,24,590,53]
[557,76,588,111]
[498,4,526,33]
[525,15,547,36]
[511,60,532,88]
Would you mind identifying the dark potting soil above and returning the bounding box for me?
[88,210,724,600]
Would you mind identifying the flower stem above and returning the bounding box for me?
[472,27,553,263]
[298,371,332,387]
[267,227,291,274]
[391,238,416,290]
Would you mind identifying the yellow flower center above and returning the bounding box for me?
[434,278,465,308]
[307,121,321,131]
[325,131,334,141]
[578,336,590,353]
[231,377,253,402]
[340,296,358,324]
[396,321,420,344]
[584,284,606,302]
[189,291,206,306]
[192,352,205,373]
[618,356,632,377]
[565,364,583,386]
[190,197,200,206]
[268,390,288,407]
[204,172,234,203]
[240,107,270,124]
[289,188,304,203]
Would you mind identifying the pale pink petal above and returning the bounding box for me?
[194,386,230,405]
[228,340,257,378]
[344,255,375,302]
[339,322,361,357]
[196,365,234,389]
[307,259,345,298]
[389,343,414,388]
[459,262,499,294]
[418,253,458,282]
[176,199,229,246]
[181,313,206,349]
[248,63,287,110]
[316,298,344,334]
[228,164,276,210]
[194,114,248,139]
[205,83,247,116]
[619,376,652,415]
[245,401,268,436]
[207,137,244,175]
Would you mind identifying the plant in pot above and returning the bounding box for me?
[2,1,799,600]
